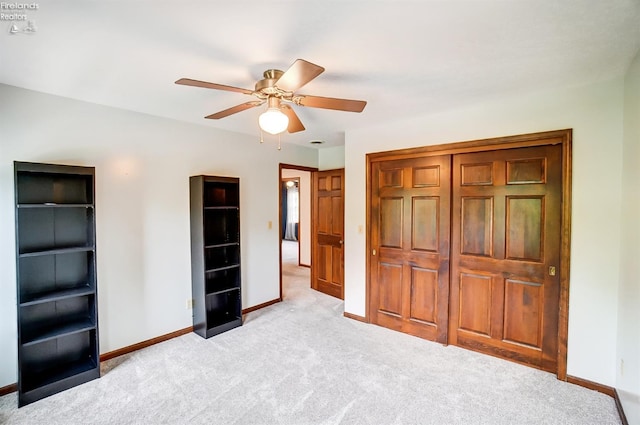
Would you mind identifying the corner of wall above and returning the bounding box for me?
[616,47,640,423]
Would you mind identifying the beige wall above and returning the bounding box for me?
[319,146,345,170]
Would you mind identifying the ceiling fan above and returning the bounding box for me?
[175,59,367,135]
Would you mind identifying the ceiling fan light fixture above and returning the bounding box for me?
[259,107,289,135]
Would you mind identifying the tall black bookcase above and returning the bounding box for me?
[189,175,242,338]
[14,161,100,407]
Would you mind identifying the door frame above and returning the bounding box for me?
[279,163,318,301]
[365,129,572,380]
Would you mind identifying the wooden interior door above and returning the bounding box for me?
[449,145,562,372]
[369,155,451,343]
[311,169,344,299]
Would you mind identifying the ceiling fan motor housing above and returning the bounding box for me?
[255,69,289,97]
[254,79,280,96]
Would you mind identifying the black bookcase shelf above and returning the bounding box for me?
[190,175,242,339]
[21,329,98,398]
[22,318,96,346]
[207,287,240,296]
[19,246,95,258]
[205,266,241,294]
[205,263,240,270]
[204,242,239,249]
[14,161,100,407]
[18,204,94,208]
[22,356,98,394]
[20,285,94,306]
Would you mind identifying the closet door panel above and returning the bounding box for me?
[370,155,451,343]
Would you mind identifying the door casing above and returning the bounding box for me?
[365,129,572,380]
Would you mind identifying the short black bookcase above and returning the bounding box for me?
[14,161,100,407]
[190,175,242,338]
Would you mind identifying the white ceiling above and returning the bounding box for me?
[2,1,639,149]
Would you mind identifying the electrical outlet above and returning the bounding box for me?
[186,299,194,310]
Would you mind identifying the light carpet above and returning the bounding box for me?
[0,241,620,424]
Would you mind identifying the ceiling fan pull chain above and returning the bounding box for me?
[278,134,282,151]
[260,129,264,144]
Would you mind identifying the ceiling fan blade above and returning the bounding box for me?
[281,105,305,133]
[175,78,254,95]
[296,94,367,113]
[275,59,325,92]
[205,101,263,119]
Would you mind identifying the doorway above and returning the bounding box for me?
[367,129,572,379]
[279,164,316,300]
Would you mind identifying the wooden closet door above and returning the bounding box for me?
[449,145,562,372]
[370,155,451,343]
